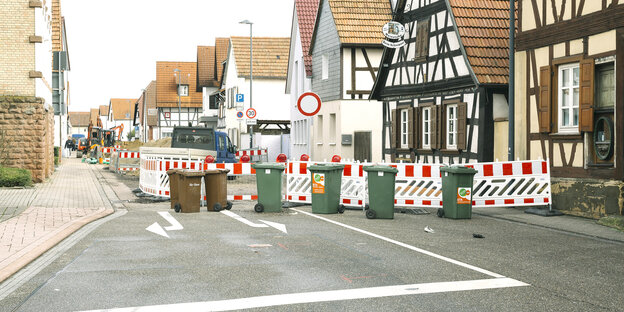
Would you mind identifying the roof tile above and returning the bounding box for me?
[109,98,137,121]
[449,0,514,84]
[156,62,203,108]
[296,0,320,76]
[230,37,290,79]
[68,112,90,127]
[328,0,392,44]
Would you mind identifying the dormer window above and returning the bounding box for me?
[178,84,189,96]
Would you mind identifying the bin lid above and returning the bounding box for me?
[166,169,180,174]
[251,163,285,170]
[204,168,230,174]
[440,166,478,174]
[179,170,205,177]
[363,165,398,174]
[308,163,345,171]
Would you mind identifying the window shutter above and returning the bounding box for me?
[457,102,467,150]
[413,107,420,149]
[579,59,595,132]
[407,107,414,148]
[430,105,439,149]
[538,66,552,133]
[391,109,398,149]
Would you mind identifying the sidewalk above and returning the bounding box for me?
[472,206,624,243]
[0,157,115,283]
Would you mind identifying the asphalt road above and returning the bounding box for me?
[1,172,623,311]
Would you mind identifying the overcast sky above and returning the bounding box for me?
[63,0,294,112]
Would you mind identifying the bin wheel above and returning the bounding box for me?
[366,209,376,219]
[213,203,222,212]
[437,208,445,218]
[338,204,345,214]
[226,201,233,210]
[174,203,181,213]
[254,203,264,213]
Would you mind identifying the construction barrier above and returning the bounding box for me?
[110,149,140,173]
[139,151,552,209]
[236,148,268,163]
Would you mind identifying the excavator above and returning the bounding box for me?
[77,124,124,157]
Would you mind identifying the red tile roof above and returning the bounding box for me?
[449,0,513,84]
[197,46,217,88]
[99,105,108,116]
[328,0,392,44]
[296,0,320,76]
[156,62,203,108]
[109,98,137,121]
[230,37,290,79]
[215,38,230,83]
[68,112,90,127]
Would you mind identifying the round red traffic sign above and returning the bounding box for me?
[297,92,321,117]
[246,108,257,119]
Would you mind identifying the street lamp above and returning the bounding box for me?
[239,19,253,149]
[173,68,181,128]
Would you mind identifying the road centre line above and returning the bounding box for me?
[292,208,507,279]
[81,278,528,312]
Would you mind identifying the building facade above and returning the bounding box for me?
[515,1,624,217]
[309,0,391,162]
[154,62,202,139]
[371,0,510,165]
[0,0,56,182]
[108,98,136,141]
[286,0,318,160]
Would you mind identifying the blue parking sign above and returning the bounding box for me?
[236,94,244,103]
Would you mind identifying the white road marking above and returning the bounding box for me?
[158,211,183,231]
[220,210,268,228]
[259,220,288,233]
[80,278,528,312]
[292,208,506,278]
[145,222,169,238]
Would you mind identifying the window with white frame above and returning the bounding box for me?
[422,107,431,148]
[400,109,408,148]
[558,63,579,133]
[322,54,329,80]
[446,104,457,149]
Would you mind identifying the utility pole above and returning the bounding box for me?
[240,20,253,149]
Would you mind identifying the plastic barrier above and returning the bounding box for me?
[139,151,552,209]
[285,161,367,208]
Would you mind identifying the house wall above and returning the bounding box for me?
[287,12,313,160]
[311,99,383,163]
[516,3,624,216]
[310,0,341,102]
[71,126,88,136]
[0,1,36,96]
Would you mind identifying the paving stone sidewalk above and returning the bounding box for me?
[0,158,114,282]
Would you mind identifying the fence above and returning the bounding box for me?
[236,148,268,163]
[138,150,552,209]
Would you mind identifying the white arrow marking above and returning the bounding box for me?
[220,210,268,228]
[146,222,169,238]
[158,211,183,231]
[259,220,288,234]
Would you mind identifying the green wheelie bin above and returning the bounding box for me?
[251,163,285,213]
[439,166,478,219]
[308,164,345,214]
[363,165,399,219]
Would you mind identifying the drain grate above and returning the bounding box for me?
[395,208,430,215]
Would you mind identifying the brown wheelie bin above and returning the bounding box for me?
[175,170,204,213]
[167,169,181,210]
[204,169,232,211]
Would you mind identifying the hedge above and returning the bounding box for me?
[0,166,33,187]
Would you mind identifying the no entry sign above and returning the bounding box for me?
[297,92,322,117]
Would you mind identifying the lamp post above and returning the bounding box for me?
[173,68,181,128]
[239,20,253,149]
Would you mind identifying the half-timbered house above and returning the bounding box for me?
[371,0,511,164]
[309,0,391,162]
[515,1,624,217]
[154,61,202,139]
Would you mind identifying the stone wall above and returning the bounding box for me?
[552,178,624,219]
[0,96,54,182]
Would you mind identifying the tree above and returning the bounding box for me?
[127,129,136,141]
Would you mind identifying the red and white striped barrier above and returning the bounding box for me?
[285,161,368,207]
[139,149,552,209]
[118,151,140,159]
[235,149,268,157]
